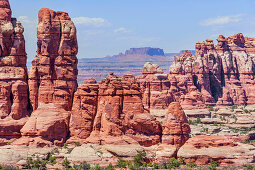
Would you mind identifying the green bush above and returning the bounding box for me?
[49,155,57,165]
[117,159,127,168]
[105,163,115,170]
[209,161,220,170]
[133,151,146,168]
[72,161,91,170]
[93,164,102,170]
[24,156,48,170]
[243,164,255,170]
[208,106,214,111]
[0,164,19,170]
[75,142,81,147]
[153,163,160,169]
[187,162,197,168]
[62,158,71,169]
[196,117,201,124]
[168,157,182,169]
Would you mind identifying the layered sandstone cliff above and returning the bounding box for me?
[16,8,78,145]
[0,0,29,144]
[70,73,162,146]
[139,33,255,109]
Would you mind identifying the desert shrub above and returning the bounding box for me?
[51,147,60,154]
[74,142,81,147]
[105,163,115,170]
[133,151,146,168]
[188,119,195,125]
[168,157,182,169]
[196,117,201,124]
[147,162,153,167]
[159,160,168,169]
[117,159,127,168]
[24,156,48,170]
[67,148,74,154]
[209,161,220,170]
[93,164,102,170]
[62,158,71,169]
[63,143,68,148]
[153,163,160,169]
[243,164,255,170]
[187,162,197,168]
[49,155,57,165]
[208,106,214,111]
[72,161,91,170]
[0,165,19,170]
[244,139,255,144]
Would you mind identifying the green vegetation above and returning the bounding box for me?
[243,139,255,144]
[74,142,81,147]
[209,161,220,170]
[208,105,214,111]
[0,165,19,170]
[133,151,146,168]
[188,117,202,125]
[168,157,183,169]
[187,162,197,168]
[24,156,48,170]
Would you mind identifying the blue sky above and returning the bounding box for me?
[10,0,255,61]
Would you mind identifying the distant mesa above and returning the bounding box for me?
[124,47,165,56]
[78,48,195,82]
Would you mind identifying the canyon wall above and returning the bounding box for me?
[138,33,255,109]
[0,1,191,148]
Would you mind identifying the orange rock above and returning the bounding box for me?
[70,74,162,147]
[29,8,78,111]
[0,0,29,143]
[162,102,191,147]
[16,104,70,146]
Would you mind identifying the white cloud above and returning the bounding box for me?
[200,14,244,26]
[72,17,111,27]
[17,16,35,24]
[114,27,131,33]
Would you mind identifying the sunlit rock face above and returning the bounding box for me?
[138,33,255,109]
[0,0,30,144]
[69,73,163,147]
[17,8,78,146]
[28,8,78,111]
[172,33,255,106]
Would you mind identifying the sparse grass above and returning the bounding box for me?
[75,142,81,147]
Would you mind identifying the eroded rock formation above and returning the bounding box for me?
[162,102,191,147]
[29,8,78,111]
[0,0,29,144]
[16,8,78,145]
[138,33,255,109]
[70,73,163,146]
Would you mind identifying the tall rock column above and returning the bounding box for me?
[0,0,29,144]
[28,8,78,111]
[16,8,78,146]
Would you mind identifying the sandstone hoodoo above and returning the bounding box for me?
[29,8,78,111]
[162,102,191,148]
[0,0,29,144]
[17,8,78,145]
[138,33,255,109]
[70,73,162,146]
[171,33,255,106]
